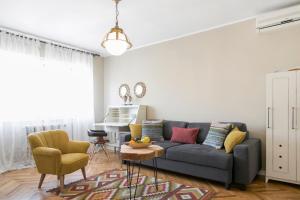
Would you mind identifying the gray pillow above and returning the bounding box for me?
[142,120,164,141]
[203,122,231,149]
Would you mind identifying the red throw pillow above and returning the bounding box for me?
[171,127,200,144]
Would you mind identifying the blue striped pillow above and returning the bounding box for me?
[142,120,164,141]
[203,123,231,149]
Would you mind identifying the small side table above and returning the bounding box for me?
[120,144,164,199]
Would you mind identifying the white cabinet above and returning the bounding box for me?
[94,105,147,152]
[297,72,300,183]
[266,71,298,184]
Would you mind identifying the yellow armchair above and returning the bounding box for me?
[28,130,90,190]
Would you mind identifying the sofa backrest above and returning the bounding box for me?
[163,120,188,140]
[190,122,249,143]
[187,123,211,144]
[230,122,248,132]
[163,120,248,143]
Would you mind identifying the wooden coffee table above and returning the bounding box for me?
[120,144,164,199]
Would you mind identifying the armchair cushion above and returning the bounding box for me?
[60,153,89,175]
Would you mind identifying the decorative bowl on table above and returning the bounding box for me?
[128,142,152,149]
[126,136,152,149]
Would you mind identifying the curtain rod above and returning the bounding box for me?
[0,27,101,57]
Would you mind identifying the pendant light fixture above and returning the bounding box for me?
[101,0,132,56]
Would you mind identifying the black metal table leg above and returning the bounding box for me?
[125,161,130,199]
[126,161,130,187]
[125,160,142,200]
[133,161,141,198]
[126,161,134,199]
[152,157,158,190]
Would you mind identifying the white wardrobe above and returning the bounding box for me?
[266,71,300,184]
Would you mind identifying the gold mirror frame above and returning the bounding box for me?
[134,82,146,98]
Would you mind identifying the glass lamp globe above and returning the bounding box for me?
[102,27,132,56]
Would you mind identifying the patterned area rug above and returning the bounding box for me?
[48,169,214,200]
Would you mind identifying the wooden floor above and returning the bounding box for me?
[1,151,300,200]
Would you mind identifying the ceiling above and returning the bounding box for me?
[0,0,299,57]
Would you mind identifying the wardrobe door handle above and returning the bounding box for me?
[267,107,270,128]
[292,107,295,130]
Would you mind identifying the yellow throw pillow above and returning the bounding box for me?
[224,127,246,153]
[129,124,142,139]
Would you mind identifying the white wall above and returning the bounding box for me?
[93,56,104,122]
[103,19,300,169]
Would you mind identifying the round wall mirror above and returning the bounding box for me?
[134,82,146,98]
[119,84,130,98]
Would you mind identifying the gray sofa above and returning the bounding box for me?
[120,120,261,189]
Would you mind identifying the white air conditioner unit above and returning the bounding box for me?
[256,5,300,32]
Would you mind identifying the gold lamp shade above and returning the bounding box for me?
[101,26,132,56]
[101,0,132,56]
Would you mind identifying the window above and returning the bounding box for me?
[0,34,94,173]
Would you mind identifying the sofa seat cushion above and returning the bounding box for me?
[166,144,233,170]
[154,141,182,158]
[60,153,89,175]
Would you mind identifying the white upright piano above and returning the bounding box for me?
[94,105,147,152]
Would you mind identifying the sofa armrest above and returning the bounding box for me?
[32,147,62,174]
[233,138,261,185]
[119,132,131,147]
[67,141,90,153]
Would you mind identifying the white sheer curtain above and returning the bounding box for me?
[0,32,41,173]
[44,44,94,141]
[0,32,94,173]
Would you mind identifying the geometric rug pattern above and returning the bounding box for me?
[48,169,214,200]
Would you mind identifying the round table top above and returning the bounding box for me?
[120,144,164,161]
